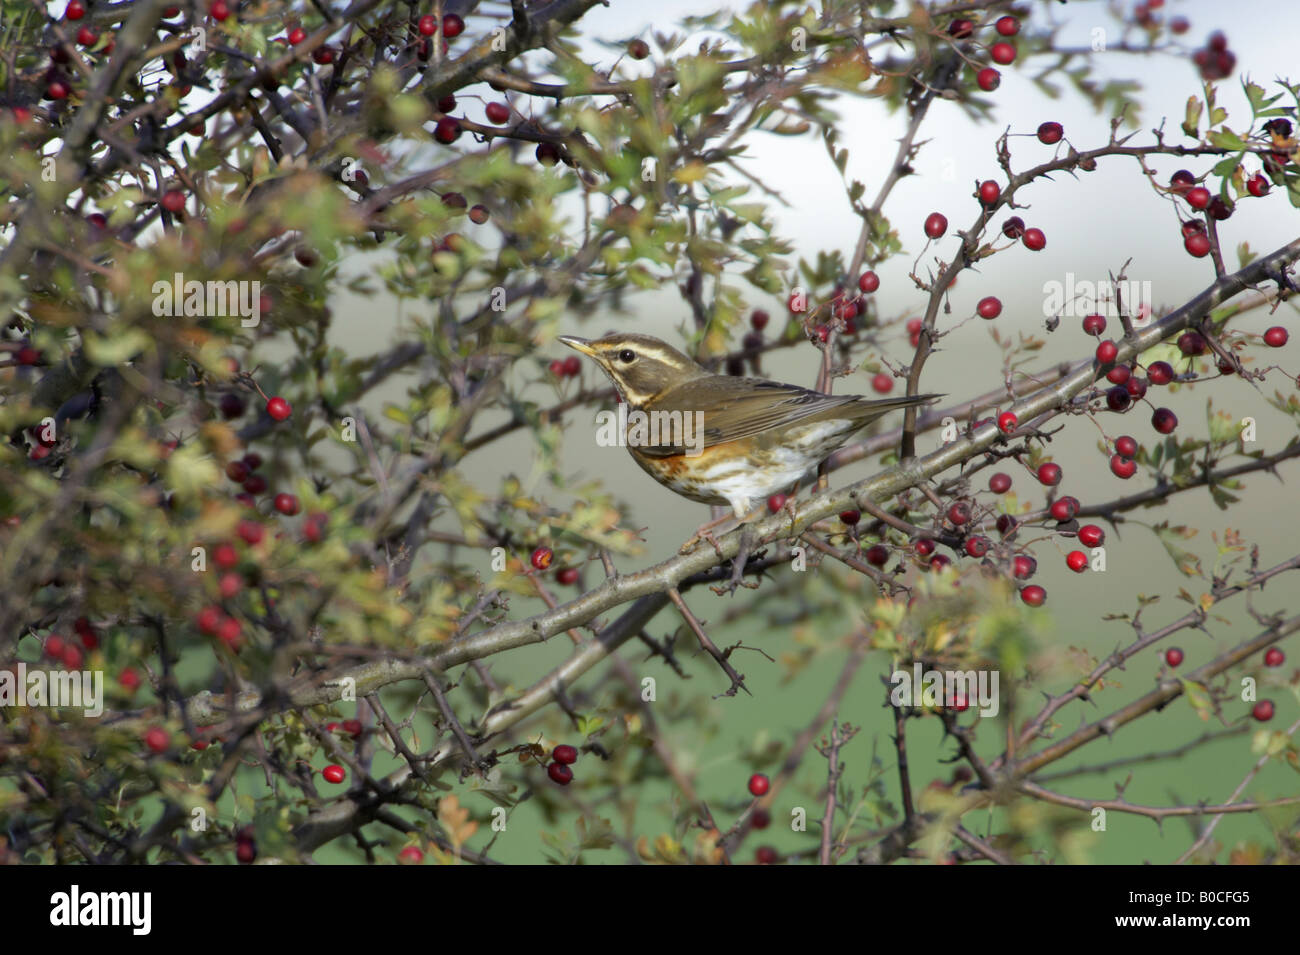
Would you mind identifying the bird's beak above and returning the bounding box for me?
[557,335,597,357]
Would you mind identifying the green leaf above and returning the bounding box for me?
[1208,128,1247,150]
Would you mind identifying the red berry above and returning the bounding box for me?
[924,212,948,239]
[417,14,436,36]
[1263,326,1288,348]
[312,46,334,65]
[948,18,973,38]
[242,451,263,471]
[485,102,510,124]
[322,764,346,784]
[118,667,141,693]
[303,513,327,543]
[1066,551,1088,573]
[1180,330,1206,356]
[977,296,1002,319]
[1185,233,1211,258]
[1169,15,1189,34]
[434,117,461,144]
[627,38,650,59]
[1207,196,1233,221]
[1147,360,1175,385]
[197,606,222,635]
[225,460,250,483]
[535,142,561,165]
[266,396,292,421]
[436,95,457,114]
[996,514,1018,537]
[1036,121,1063,145]
[1151,408,1178,435]
[1020,585,1046,607]
[219,572,241,599]
[210,0,229,21]
[213,543,238,571]
[865,544,889,567]
[1126,375,1148,400]
[1013,555,1037,580]
[990,41,1016,65]
[1021,228,1046,251]
[947,501,972,526]
[66,0,86,19]
[216,616,241,649]
[556,567,580,586]
[235,840,256,864]
[74,617,98,649]
[145,727,170,753]
[242,474,267,495]
[1095,339,1118,364]
[1246,174,1270,198]
[858,271,880,294]
[1001,216,1025,239]
[1036,463,1062,486]
[441,13,464,38]
[1264,648,1285,667]
[976,67,1000,92]
[44,635,66,660]
[237,520,263,545]
[1078,524,1104,547]
[767,494,788,513]
[77,27,98,46]
[398,846,425,864]
[1185,186,1211,210]
[965,536,989,558]
[1115,435,1138,458]
[530,546,553,570]
[839,509,861,525]
[1252,700,1274,722]
[989,472,1012,494]
[997,411,1017,434]
[1110,454,1137,479]
[1164,647,1184,667]
[755,845,778,864]
[914,538,935,558]
[288,27,306,45]
[46,79,69,101]
[752,809,771,830]
[338,718,361,737]
[553,744,579,765]
[751,308,770,330]
[1169,169,1195,194]
[870,373,894,395]
[1050,497,1078,522]
[929,554,952,572]
[561,355,581,377]
[273,493,300,516]
[996,15,1020,36]
[547,762,573,785]
[748,773,770,797]
[978,180,1001,205]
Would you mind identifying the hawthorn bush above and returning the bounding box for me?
[0,0,1298,866]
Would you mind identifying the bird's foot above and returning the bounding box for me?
[680,512,737,555]
[711,528,760,596]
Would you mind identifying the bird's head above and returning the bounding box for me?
[557,333,707,407]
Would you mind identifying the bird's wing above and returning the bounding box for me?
[634,376,937,457]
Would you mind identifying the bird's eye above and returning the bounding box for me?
[618,349,636,363]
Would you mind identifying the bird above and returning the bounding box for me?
[558,332,940,521]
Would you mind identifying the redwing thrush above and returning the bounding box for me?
[559,333,940,519]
